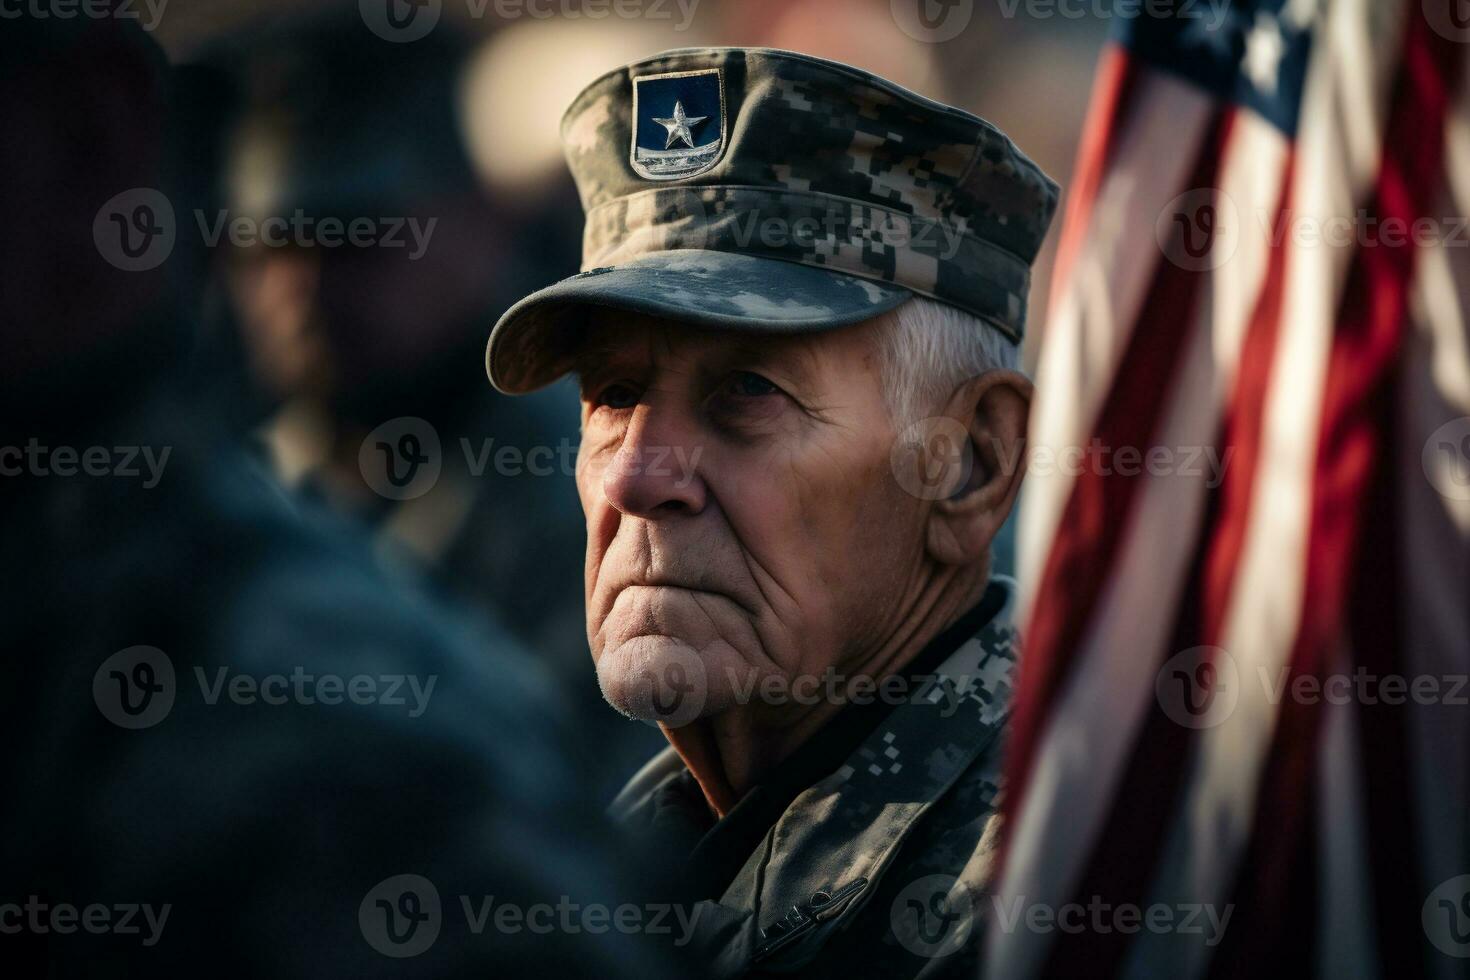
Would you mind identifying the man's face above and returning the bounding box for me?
[574,312,933,727]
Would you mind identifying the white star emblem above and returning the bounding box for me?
[1243,10,1287,96]
[652,101,708,150]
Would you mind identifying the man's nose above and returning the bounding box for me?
[601,405,707,519]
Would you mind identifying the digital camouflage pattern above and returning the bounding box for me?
[609,579,1020,979]
[486,47,1059,393]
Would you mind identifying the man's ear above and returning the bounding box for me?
[925,369,1032,567]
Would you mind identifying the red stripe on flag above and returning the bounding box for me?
[1039,150,1299,980]
[1046,46,1140,318]
[1207,7,1462,975]
[1000,107,1237,867]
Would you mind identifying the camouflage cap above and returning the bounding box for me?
[486,46,1059,394]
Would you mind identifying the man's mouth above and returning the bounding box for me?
[618,580,753,614]
[615,581,727,614]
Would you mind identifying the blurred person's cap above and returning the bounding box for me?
[485,46,1059,394]
[204,13,475,222]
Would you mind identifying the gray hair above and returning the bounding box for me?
[873,296,1021,427]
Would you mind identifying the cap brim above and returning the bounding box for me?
[485,249,912,394]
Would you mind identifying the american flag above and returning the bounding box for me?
[987,1,1470,977]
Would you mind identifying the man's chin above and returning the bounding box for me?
[596,634,739,729]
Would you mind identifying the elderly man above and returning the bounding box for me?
[485,48,1057,978]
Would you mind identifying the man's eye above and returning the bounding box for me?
[723,371,779,398]
[593,382,640,410]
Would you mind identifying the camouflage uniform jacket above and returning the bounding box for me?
[609,578,1020,979]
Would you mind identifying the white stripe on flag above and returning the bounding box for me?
[993,291,1217,980]
[1213,111,1295,392]
[1018,71,1216,617]
[1123,2,1409,978]
[991,100,1291,980]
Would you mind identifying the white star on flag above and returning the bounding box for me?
[1243,10,1287,95]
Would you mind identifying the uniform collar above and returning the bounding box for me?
[670,581,1011,903]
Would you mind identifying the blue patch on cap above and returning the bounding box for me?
[630,68,725,181]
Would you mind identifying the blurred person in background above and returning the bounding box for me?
[0,13,680,977]
[187,11,662,797]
